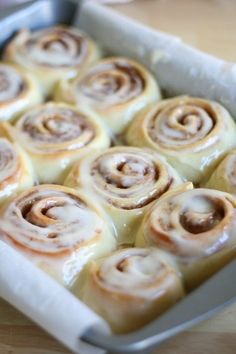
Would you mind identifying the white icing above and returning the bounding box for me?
[97,248,176,298]
[19,27,88,68]
[150,102,215,148]
[1,186,104,254]
[90,147,183,209]
[146,188,236,259]
[15,104,95,154]
[77,58,144,106]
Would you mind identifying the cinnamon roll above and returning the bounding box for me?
[13,102,110,184]
[136,188,236,290]
[64,146,186,244]
[204,150,236,194]
[4,26,100,96]
[0,122,34,205]
[82,248,184,333]
[126,96,236,184]
[0,63,42,121]
[0,184,116,287]
[54,57,161,134]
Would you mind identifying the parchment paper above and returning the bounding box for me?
[76,2,236,118]
[0,241,109,354]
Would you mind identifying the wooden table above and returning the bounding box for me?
[1,1,236,353]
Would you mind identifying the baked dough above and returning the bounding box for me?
[4,26,100,96]
[0,63,42,121]
[0,184,116,288]
[54,57,161,134]
[126,96,236,184]
[82,247,184,333]
[64,146,186,244]
[13,102,110,183]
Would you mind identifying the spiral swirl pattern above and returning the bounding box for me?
[0,185,105,255]
[126,96,236,183]
[65,147,185,243]
[4,26,100,96]
[73,147,183,210]
[0,64,25,102]
[55,57,161,134]
[141,188,236,258]
[14,102,109,183]
[147,97,221,151]
[78,58,145,105]
[16,27,91,68]
[83,247,184,332]
[15,103,96,154]
[95,248,177,295]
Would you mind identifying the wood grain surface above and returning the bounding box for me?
[1,0,236,353]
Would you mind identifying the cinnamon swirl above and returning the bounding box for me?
[12,102,110,183]
[82,248,184,333]
[136,188,236,289]
[0,184,116,287]
[126,96,236,184]
[4,26,100,96]
[64,146,186,244]
[54,57,161,134]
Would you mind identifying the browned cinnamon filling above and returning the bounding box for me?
[116,258,128,272]
[19,192,86,228]
[78,59,145,103]
[21,108,95,146]
[180,197,225,234]
[90,149,177,209]
[24,28,88,67]
[147,101,217,147]
[114,61,145,91]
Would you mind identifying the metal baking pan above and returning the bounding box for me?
[0,1,236,353]
[0,0,79,48]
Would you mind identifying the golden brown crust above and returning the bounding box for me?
[82,248,184,333]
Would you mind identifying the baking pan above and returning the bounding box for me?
[0,0,79,48]
[0,1,236,353]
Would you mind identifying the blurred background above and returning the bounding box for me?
[110,0,236,62]
[0,0,236,61]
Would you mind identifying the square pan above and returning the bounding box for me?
[0,2,235,354]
